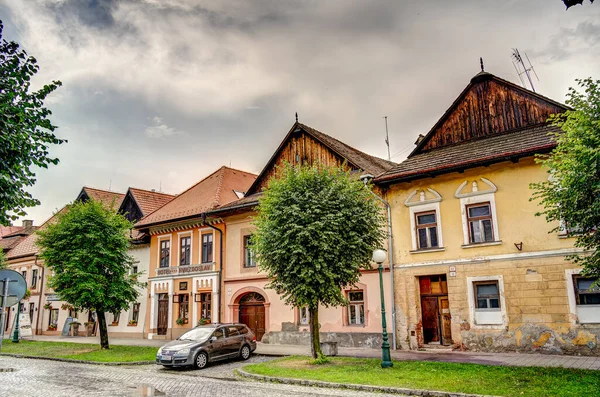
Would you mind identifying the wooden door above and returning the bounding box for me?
[157,294,169,335]
[421,297,439,343]
[439,297,453,345]
[240,304,265,341]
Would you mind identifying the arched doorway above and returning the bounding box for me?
[238,292,265,341]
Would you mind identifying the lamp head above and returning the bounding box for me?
[372,249,387,264]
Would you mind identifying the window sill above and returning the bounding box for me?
[127,323,138,327]
[461,241,502,249]
[409,247,446,254]
[109,323,119,327]
[558,234,578,239]
[344,324,366,328]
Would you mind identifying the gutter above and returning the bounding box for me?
[201,213,223,324]
[35,256,44,336]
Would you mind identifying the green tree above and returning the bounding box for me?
[252,164,386,359]
[0,20,65,225]
[531,78,600,281]
[37,200,142,349]
[0,250,6,269]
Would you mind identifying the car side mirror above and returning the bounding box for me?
[210,336,217,343]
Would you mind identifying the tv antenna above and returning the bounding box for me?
[383,116,391,161]
[511,48,539,92]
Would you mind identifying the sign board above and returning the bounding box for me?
[9,312,33,339]
[61,316,74,336]
[45,294,60,302]
[0,269,27,308]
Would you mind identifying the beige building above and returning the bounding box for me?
[375,71,599,354]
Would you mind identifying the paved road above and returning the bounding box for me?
[0,356,406,397]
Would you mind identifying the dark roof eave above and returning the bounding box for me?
[134,212,210,230]
[375,144,555,185]
[207,201,259,216]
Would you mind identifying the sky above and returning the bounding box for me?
[2,0,600,226]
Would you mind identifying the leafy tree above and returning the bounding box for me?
[252,164,386,359]
[37,200,142,349]
[0,250,6,269]
[531,78,600,281]
[0,20,65,225]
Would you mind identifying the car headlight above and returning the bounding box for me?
[175,348,190,356]
[157,347,163,355]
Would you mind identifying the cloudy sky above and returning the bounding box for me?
[2,0,599,225]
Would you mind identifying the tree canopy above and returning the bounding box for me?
[0,20,65,225]
[252,164,386,358]
[37,200,142,349]
[531,78,600,281]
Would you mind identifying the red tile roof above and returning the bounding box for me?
[0,225,23,238]
[135,166,257,228]
[6,207,68,259]
[376,124,560,184]
[81,187,125,208]
[127,188,176,216]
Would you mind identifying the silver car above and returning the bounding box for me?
[156,323,257,369]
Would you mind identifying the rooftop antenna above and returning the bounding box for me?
[295,112,298,123]
[108,179,112,191]
[511,48,539,92]
[383,116,391,162]
[159,180,162,193]
[480,57,484,72]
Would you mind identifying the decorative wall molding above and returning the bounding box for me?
[454,177,498,198]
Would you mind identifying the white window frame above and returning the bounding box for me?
[467,275,507,329]
[299,306,309,326]
[177,231,193,266]
[347,290,365,326]
[408,202,444,252]
[566,269,600,324]
[460,193,500,247]
[157,234,172,269]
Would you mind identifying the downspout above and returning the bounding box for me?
[361,175,396,350]
[35,256,44,336]
[201,214,223,324]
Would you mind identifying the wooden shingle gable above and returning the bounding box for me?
[410,72,568,157]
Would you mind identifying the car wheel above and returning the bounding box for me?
[240,344,251,360]
[194,351,208,369]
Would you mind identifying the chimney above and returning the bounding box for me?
[22,220,33,229]
[414,134,425,145]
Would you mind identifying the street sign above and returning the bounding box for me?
[0,269,27,352]
[0,270,27,307]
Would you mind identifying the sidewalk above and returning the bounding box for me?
[27,335,600,370]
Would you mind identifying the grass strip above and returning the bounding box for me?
[0,340,157,363]
[243,356,600,397]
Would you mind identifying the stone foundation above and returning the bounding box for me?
[261,331,383,348]
[461,324,600,356]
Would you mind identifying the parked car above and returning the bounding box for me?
[156,323,256,369]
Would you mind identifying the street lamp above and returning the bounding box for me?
[372,249,393,368]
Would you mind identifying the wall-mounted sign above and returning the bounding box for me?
[179,282,188,291]
[45,294,60,302]
[449,271,456,277]
[449,266,456,272]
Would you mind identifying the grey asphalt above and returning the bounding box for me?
[27,335,600,369]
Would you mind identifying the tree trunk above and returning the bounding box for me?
[309,306,322,359]
[96,310,110,349]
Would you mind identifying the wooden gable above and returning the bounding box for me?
[247,124,362,194]
[411,72,567,156]
[118,191,144,223]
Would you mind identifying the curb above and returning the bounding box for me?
[236,368,502,397]
[0,353,154,366]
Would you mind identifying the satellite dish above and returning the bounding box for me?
[0,269,27,308]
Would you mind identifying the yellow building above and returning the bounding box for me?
[375,71,599,355]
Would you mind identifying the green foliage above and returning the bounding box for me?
[0,250,6,269]
[531,78,600,280]
[310,354,330,365]
[252,163,386,356]
[36,200,143,347]
[0,20,65,225]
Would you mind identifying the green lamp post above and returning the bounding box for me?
[373,249,393,368]
[11,302,20,343]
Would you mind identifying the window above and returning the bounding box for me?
[226,326,240,337]
[236,325,248,334]
[347,291,365,325]
[202,234,213,263]
[180,236,191,266]
[199,293,211,320]
[111,312,120,325]
[160,240,170,268]
[574,277,600,305]
[299,306,309,325]
[21,270,27,281]
[243,235,256,267]
[31,269,38,289]
[29,303,34,322]
[415,211,439,249]
[131,303,140,324]
[49,309,59,327]
[132,266,138,275]
[212,327,225,339]
[467,203,494,243]
[474,282,500,310]
[178,294,189,324]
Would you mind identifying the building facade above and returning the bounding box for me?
[376,71,599,355]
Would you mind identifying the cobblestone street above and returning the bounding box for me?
[0,356,406,397]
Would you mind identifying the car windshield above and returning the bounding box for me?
[178,327,214,342]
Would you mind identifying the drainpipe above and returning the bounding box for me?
[201,213,223,324]
[35,256,45,336]
[360,174,396,350]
